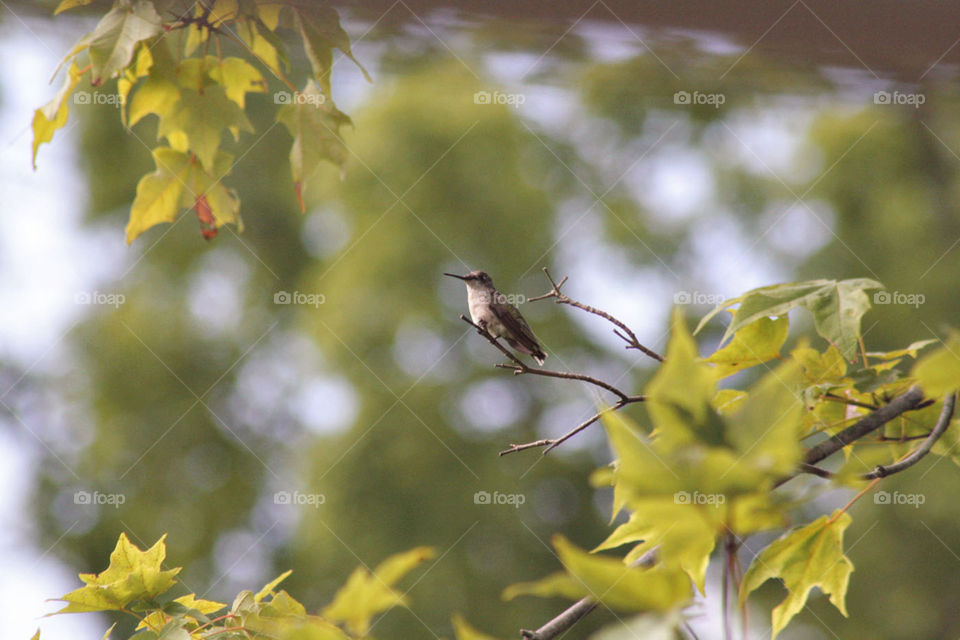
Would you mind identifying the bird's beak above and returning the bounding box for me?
[443,272,468,280]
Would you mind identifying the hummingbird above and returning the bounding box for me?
[445,270,547,365]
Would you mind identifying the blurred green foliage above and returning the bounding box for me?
[10,7,960,640]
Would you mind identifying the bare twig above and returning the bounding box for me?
[530,268,664,363]
[518,549,658,640]
[460,315,636,403]
[499,397,645,456]
[822,393,879,410]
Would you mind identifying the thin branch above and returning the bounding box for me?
[460,315,635,402]
[495,363,632,402]
[875,432,933,442]
[776,387,947,487]
[519,549,658,640]
[803,386,927,467]
[530,268,664,363]
[499,397,645,456]
[797,463,834,479]
[822,393,879,410]
[864,392,956,479]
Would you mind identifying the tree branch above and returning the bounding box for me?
[460,315,636,403]
[529,268,664,363]
[803,386,927,466]
[499,397,645,456]
[863,392,955,479]
[518,549,658,640]
[776,387,941,487]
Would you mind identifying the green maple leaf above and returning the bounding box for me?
[741,511,853,638]
[88,0,162,85]
[290,3,371,95]
[51,533,180,614]
[158,86,252,172]
[705,316,788,378]
[127,146,241,243]
[322,547,434,636]
[127,147,190,243]
[451,614,502,640]
[912,333,960,396]
[696,279,884,361]
[209,57,266,109]
[503,536,690,613]
[276,80,352,210]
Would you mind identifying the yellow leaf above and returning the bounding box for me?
[209,57,266,108]
[712,388,747,415]
[257,2,282,29]
[256,569,293,602]
[724,359,804,478]
[792,343,847,386]
[502,571,585,602]
[54,0,95,15]
[126,148,190,243]
[705,316,788,378]
[53,533,180,614]
[239,16,281,74]
[128,75,179,128]
[645,309,719,450]
[88,1,163,84]
[451,614,502,640]
[912,334,960,397]
[157,86,252,172]
[32,61,83,168]
[553,536,690,612]
[321,547,434,636]
[741,511,853,639]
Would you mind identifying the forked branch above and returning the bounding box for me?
[459,315,640,404]
[529,268,664,363]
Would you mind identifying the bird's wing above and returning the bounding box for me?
[490,302,542,356]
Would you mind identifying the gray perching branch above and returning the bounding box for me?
[460,269,658,455]
[459,315,641,403]
[528,268,665,363]
[459,313,647,456]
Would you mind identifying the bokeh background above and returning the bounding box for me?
[4,1,960,639]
